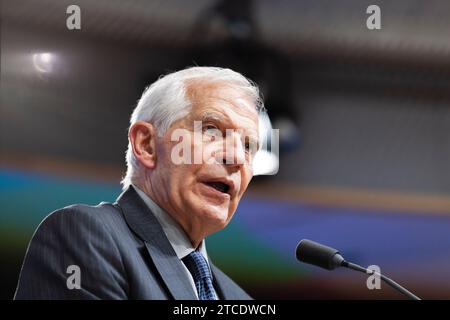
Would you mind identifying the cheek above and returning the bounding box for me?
[162,147,197,188]
[174,165,199,187]
[240,167,253,190]
[192,139,204,162]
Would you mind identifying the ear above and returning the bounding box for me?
[129,121,157,169]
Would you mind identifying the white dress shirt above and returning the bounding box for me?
[132,184,215,299]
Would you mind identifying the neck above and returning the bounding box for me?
[132,176,205,248]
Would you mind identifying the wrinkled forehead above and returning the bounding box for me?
[185,79,259,129]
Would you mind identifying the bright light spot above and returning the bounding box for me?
[253,149,279,176]
[32,52,54,73]
[253,112,279,176]
[40,53,51,63]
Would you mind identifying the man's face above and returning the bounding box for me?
[153,82,259,238]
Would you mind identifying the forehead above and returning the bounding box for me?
[185,80,259,132]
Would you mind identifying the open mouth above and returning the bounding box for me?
[204,181,231,195]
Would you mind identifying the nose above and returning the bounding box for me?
[221,132,246,167]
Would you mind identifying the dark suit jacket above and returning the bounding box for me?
[14,186,252,300]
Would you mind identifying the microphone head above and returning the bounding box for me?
[296,239,344,270]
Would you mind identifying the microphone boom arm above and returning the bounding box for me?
[341,260,421,300]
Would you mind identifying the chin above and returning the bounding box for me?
[199,205,231,231]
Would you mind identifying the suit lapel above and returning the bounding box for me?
[210,261,253,300]
[116,186,197,300]
[210,262,234,300]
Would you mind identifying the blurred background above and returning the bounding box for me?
[1,0,450,299]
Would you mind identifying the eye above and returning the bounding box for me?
[244,137,258,154]
[202,124,222,137]
[202,124,223,141]
[203,124,217,131]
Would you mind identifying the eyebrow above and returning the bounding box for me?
[201,112,226,123]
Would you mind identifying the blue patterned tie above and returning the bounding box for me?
[182,250,218,300]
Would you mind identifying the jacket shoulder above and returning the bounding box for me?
[15,201,130,299]
[40,201,124,232]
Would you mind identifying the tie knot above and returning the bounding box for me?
[182,250,212,281]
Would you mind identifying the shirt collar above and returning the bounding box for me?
[132,184,209,261]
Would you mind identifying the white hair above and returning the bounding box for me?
[121,66,265,190]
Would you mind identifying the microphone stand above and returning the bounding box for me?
[341,260,421,300]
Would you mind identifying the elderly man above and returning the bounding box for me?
[15,67,264,300]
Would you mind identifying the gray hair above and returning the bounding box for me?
[121,66,265,190]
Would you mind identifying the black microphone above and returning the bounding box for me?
[295,239,421,300]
